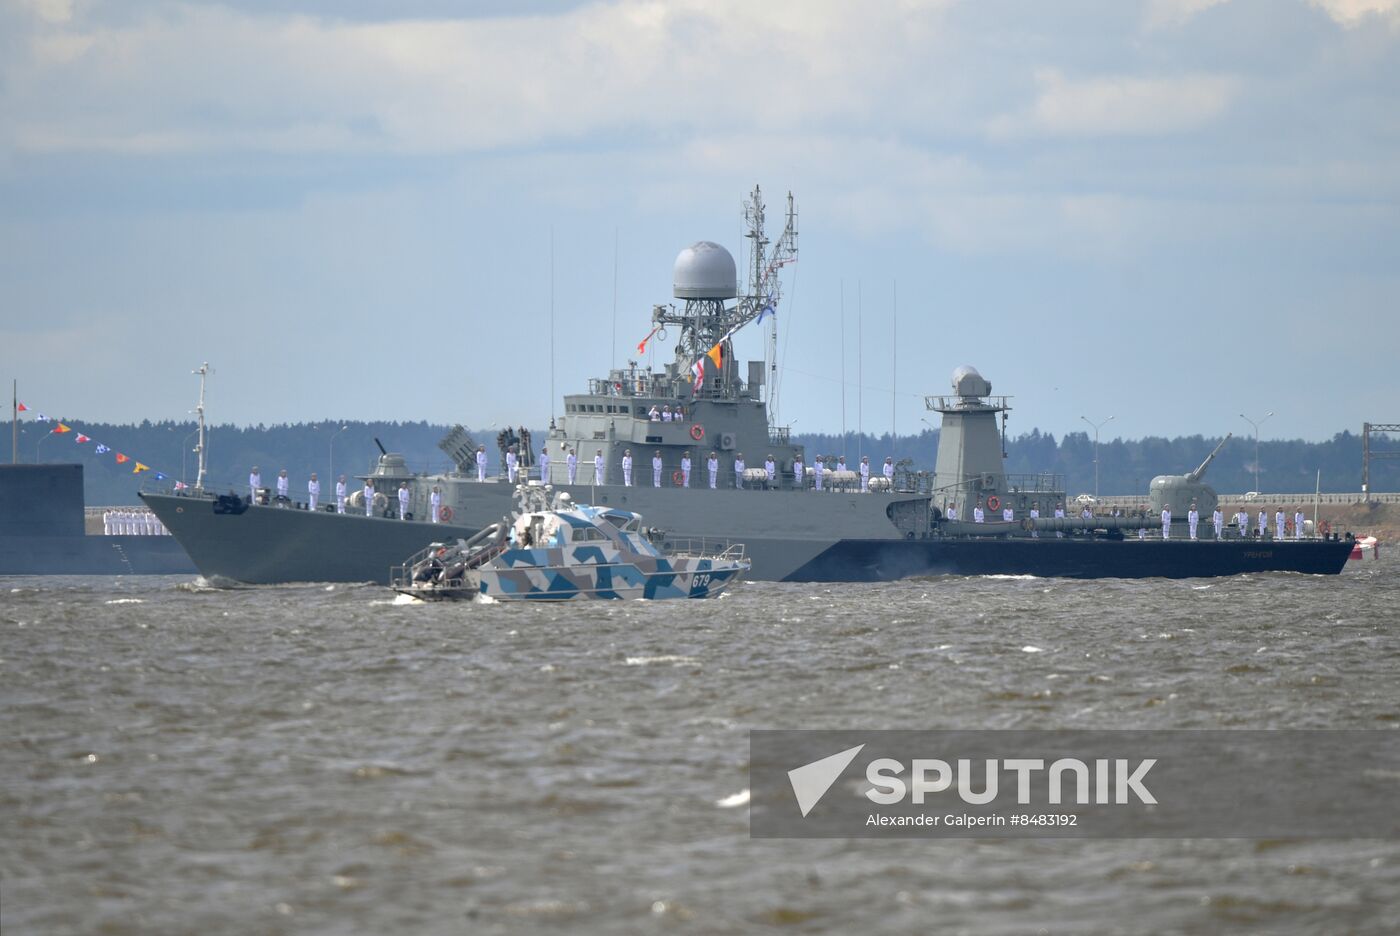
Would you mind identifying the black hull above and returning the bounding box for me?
[0,535,196,576]
[787,537,1354,582]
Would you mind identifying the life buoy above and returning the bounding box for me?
[986,495,1001,511]
[690,423,705,441]
[439,505,454,522]
[672,470,684,486]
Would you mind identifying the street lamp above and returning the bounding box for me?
[1239,411,1273,493]
[329,424,349,482]
[1081,414,1114,499]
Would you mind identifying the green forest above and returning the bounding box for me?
[5,418,1395,507]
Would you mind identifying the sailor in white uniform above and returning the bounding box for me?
[734,453,746,489]
[792,455,804,489]
[505,447,518,483]
[707,452,719,489]
[1029,502,1040,538]
[249,466,262,503]
[1054,501,1066,538]
[476,446,487,483]
[1275,508,1286,540]
[594,450,605,486]
[946,501,958,522]
[764,454,776,489]
[813,458,824,491]
[276,469,290,507]
[973,500,985,523]
[882,457,895,485]
[647,405,660,421]
[307,473,320,511]
[661,405,673,422]
[336,475,348,514]
[1003,504,1015,523]
[1235,507,1250,538]
[1258,508,1268,537]
[567,448,578,484]
[836,456,848,476]
[1294,508,1306,540]
[430,486,442,523]
[398,482,410,520]
[1161,504,1172,540]
[1187,503,1199,540]
[1081,504,1093,521]
[1212,506,1224,540]
[859,456,870,492]
[652,451,664,487]
[681,452,692,487]
[621,449,633,487]
[363,482,375,517]
[538,446,550,482]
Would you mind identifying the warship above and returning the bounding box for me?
[140,187,1353,583]
[1,463,195,575]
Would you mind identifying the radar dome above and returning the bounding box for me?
[673,241,737,299]
[951,365,991,398]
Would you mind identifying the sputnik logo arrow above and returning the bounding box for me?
[787,744,865,818]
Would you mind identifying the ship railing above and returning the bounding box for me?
[768,427,791,446]
[656,537,746,563]
[1004,473,1064,494]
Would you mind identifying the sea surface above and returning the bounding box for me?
[3,556,1398,935]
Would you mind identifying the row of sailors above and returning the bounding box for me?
[469,446,898,490]
[102,509,169,536]
[249,467,428,522]
[954,498,1315,541]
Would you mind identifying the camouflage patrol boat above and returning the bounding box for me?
[391,486,748,601]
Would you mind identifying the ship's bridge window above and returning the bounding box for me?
[602,513,640,532]
[572,527,605,541]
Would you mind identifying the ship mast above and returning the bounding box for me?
[192,362,210,491]
[650,185,797,402]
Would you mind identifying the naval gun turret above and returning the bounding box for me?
[1148,433,1232,517]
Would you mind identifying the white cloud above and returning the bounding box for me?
[1308,0,1400,26]
[2,0,958,157]
[1143,0,1230,30]
[988,68,1236,138]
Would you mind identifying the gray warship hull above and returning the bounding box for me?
[2,464,196,576]
[140,484,1351,584]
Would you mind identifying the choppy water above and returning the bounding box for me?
[3,556,1398,935]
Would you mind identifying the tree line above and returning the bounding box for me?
[5,418,1394,506]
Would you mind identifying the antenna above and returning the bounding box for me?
[891,281,897,449]
[840,280,847,460]
[549,227,556,425]
[610,227,618,373]
[858,279,863,461]
[192,362,210,491]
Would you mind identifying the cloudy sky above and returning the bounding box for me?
[4,0,1398,443]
